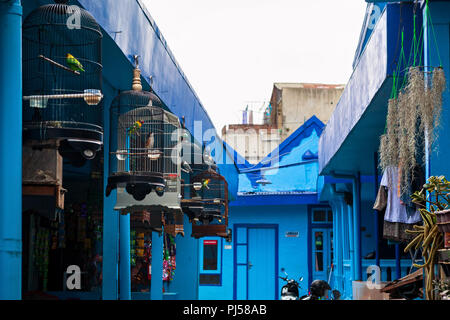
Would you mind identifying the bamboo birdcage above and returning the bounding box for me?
[22,1,103,166]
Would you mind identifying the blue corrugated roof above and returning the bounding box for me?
[238,116,324,196]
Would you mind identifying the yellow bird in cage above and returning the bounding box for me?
[66,53,85,72]
[202,179,210,190]
[128,120,144,136]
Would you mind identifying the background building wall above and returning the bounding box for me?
[222,125,280,164]
[270,83,344,142]
[222,83,343,164]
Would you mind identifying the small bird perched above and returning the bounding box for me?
[181,160,193,174]
[145,132,154,149]
[66,53,85,72]
[146,132,160,160]
[202,179,210,190]
[128,120,144,135]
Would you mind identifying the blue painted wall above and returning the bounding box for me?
[198,204,310,300]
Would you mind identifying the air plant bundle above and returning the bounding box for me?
[379,98,399,171]
[380,66,446,198]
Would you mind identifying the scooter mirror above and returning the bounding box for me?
[299,277,304,282]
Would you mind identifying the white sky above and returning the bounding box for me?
[142,0,368,133]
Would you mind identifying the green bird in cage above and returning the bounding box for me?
[128,120,144,136]
[66,53,85,72]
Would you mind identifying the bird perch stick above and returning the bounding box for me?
[38,55,80,75]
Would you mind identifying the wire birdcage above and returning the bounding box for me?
[190,170,228,223]
[22,2,103,164]
[106,89,181,202]
[179,130,216,175]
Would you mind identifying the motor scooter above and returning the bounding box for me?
[299,279,341,300]
[280,271,303,300]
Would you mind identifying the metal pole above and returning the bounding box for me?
[102,91,119,300]
[0,0,22,300]
[119,214,131,300]
[395,244,401,279]
[151,231,164,300]
[374,152,380,267]
[354,172,362,281]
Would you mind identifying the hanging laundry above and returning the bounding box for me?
[373,185,388,212]
[380,166,421,224]
[379,166,422,242]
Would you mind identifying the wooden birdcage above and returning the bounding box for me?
[22,1,103,167]
[130,210,163,234]
[183,169,229,239]
[163,211,185,237]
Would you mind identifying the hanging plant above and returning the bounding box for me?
[379,98,399,172]
[379,0,447,199]
[428,67,446,145]
[380,66,446,198]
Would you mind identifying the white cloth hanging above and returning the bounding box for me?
[380,166,421,224]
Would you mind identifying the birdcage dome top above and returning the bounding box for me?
[112,90,165,109]
[23,3,102,36]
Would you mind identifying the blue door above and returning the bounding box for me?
[234,225,278,300]
[311,228,333,282]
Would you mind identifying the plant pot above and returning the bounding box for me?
[436,210,450,233]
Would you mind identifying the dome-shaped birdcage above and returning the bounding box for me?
[22,1,103,165]
[106,89,182,202]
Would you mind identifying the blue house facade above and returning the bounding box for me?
[198,116,331,300]
[318,1,450,299]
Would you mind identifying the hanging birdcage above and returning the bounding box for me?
[184,169,229,239]
[130,210,163,234]
[179,129,217,176]
[22,1,103,165]
[106,60,182,213]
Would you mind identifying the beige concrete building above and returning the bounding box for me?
[222,83,344,164]
[266,83,344,142]
[221,123,280,164]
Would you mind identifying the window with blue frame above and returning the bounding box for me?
[312,208,333,223]
[199,238,222,285]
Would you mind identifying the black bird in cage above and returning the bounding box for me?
[22,1,104,166]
